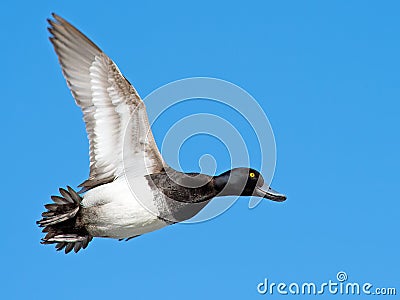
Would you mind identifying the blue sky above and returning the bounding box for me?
[2,0,400,299]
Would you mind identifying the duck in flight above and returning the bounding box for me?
[37,14,287,254]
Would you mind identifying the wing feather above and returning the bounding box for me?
[48,14,164,190]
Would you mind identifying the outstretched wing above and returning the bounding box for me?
[48,14,164,191]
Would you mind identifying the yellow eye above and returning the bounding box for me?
[249,172,255,178]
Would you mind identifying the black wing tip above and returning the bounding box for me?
[47,13,68,36]
[47,17,55,34]
[47,13,62,27]
[51,13,64,23]
[46,12,103,54]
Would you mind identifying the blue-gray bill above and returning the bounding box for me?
[253,184,287,202]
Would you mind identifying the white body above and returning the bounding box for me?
[81,176,167,239]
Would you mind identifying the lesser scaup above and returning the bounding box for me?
[37,14,286,253]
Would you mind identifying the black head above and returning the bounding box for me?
[213,168,286,202]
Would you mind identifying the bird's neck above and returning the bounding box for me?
[148,168,218,204]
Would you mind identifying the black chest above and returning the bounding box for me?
[148,171,216,203]
[147,170,217,222]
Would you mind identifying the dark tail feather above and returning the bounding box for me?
[37,186,92,254]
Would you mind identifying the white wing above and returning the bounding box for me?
[48,14,165,190]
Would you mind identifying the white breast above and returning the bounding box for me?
[81,175,167,239]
